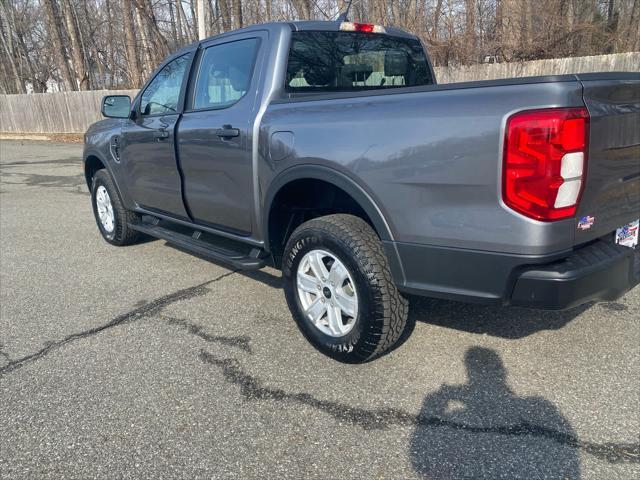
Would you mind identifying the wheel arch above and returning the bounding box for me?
[84,153,107,189]
[264,165,395,247]
[263,165,404,284]
[83,150,131,209]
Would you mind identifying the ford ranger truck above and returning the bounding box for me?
[84,20,640,362]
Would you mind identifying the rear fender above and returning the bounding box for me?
[263,165,405,284]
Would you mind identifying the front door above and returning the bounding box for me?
[120,53,192,219]
[178,35,263,235]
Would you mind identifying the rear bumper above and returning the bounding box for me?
[510,241,639,309]
[391,239,639,310]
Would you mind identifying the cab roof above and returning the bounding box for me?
[170,20,419,59]
[192,20,417,45]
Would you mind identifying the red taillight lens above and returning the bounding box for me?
[354,22,375,32]
[339,22,386,33]
[502,107,589,221]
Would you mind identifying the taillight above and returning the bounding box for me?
[502,107,589,221]
[339,22,386,33]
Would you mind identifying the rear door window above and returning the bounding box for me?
[286,31,433,93]
[192,38,260,110]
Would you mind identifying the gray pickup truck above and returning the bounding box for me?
[84,19,640,362]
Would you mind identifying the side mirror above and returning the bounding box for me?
[101,95,131,118]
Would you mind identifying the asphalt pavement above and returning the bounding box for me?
[0,140,638,479]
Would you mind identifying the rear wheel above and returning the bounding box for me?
[91,169,141,246]
[283,214,409,362]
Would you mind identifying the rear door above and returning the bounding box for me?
[120,53,193,219]
[178,34,264,235]
[576,75,640,245]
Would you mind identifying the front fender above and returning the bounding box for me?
[83,144,134,210]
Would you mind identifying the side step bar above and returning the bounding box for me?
[128,218,268,270]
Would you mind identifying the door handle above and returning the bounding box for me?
[216,125,240,139]
[153,129,169,139]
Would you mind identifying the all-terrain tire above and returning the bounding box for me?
[282,214,409,363]
[91,169,142,246]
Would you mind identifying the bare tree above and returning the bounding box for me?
[0,1,26,93]
[465,0,477,62]
[0,0,637,92]
[625,0,639,50]
[122,0,142,86]
[219,0,232,31]
[42,0,76,90]
[61,0,89,89]
[232,0,243,29]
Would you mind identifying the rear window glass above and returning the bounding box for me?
[286,31,432,93]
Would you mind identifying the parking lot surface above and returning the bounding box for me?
[0,140,638,479]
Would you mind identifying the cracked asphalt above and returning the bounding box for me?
[1,140,639,479]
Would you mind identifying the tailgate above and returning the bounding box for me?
[575,74,640,245]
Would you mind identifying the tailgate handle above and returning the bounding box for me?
[216,125,239,139]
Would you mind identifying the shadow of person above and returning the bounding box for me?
[411,347,580,479]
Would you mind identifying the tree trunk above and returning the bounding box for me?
[61,0,89,90]
[196,0,206,38]
[627,0,639,50]
[134,6,153,76]
[0,1,25,93]
[210,0,217,33]
[168,0,179,45]
[175,0,184,42]
[607,0,615,22]
[122,0,142,87]
[133,0,169,64]
[500,0,521,60]
[176,0,192,42]
[433,0,443,39]
[291,0,311,19]
[232,0,243,29]
[0,56,10,93]
[219,0,232,31]
[42,0,76,90]
[79,0,105,89]
[0,23,24,93]
[519,0,530,57]
[465,0,477,63]
[16,26,40,91]
[188,0,199,39]
[105,0,117,87]
[605,0,618,52]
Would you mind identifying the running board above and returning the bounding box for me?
[128,218,267,270]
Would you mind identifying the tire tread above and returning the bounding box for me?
[285,214,408,362]
[92,169,141,246]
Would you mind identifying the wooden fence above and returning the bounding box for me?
[0,89,138,135]
[1,52,638,134]
[433,51,640,83]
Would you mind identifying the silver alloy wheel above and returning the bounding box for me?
[95,185,115,233]
[296,249,358,337]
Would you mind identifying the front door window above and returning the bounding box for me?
[140,55,191,116]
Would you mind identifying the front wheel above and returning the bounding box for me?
[282,214,409,363]
[91,169,141,246]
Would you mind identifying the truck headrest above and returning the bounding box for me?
[340,64,373,84]
[303,67,333,87]
[384,51,408,77]
[228,66,249,92]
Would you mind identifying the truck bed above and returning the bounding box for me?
[265,72,639,254]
